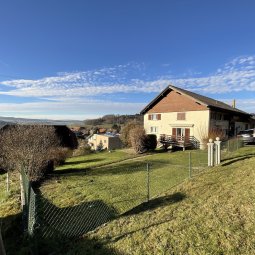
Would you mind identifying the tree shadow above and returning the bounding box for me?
[51,161,148,177]
[53,167,90,175]
[221,153,255,163]
[1,211,123,255]
[122,192,186,216]
[63,158,104,166]
[1,196,123,254]
[221,155,255,166]
[35,195,117,239]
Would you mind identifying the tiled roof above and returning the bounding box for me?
[141,84,251,116]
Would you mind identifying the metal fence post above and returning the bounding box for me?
[146,163,150,202]
[189,152,192,178]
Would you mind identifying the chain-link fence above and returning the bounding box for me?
[21,150,210,242]
[221,137,244,159]
[19,138,249,255]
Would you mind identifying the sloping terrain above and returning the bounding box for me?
[71,147,255,255]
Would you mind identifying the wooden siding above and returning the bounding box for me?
[148,90,208,113]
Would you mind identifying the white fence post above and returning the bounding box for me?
[207,138,214,167]
[214,137,222,165]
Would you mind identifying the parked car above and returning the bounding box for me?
[237,129,255,144]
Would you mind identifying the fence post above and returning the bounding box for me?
[146,163,150,202]
[227,140,230,152]
[214,137,221,165]
[189,152,192,178]
[207,139,214,167]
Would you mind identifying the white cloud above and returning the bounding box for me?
[0,56,255,119]
[1,56,255,99]
[0,100,146,120]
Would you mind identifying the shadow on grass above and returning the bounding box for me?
[122,192,186,216]
[1,194,123,254]
[1,211,123,255]
[35,194,117,238]
[53,167,90,175]
[63,158,104,166]
[221,152,255,162]
[52,161,148,177]
[221,154,255,166]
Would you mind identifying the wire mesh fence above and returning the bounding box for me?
[21,150,210,241]
[221,137,244,159]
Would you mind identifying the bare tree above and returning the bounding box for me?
[120,121,142,147]
[130,126,147,154]
[0,125,61,182]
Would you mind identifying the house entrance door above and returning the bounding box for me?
[172,128,190,142]
[177,128,185,141]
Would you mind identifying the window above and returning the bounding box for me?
[211,112,223,120]
[148,114,161,120]
[104,140,107,144]
[150,126,158,133]
[177,112,186,120]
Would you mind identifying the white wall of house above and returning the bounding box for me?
[144,110,210,143]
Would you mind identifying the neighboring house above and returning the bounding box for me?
[141,85,253,148]
[88,133,122,150]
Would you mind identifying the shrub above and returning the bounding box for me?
[52,148,72,166]
[0,125,62,182]
[130,126,147,154]
[145,134,157,151]
[198,126,226,145]
[120,121,142,147]
[73,140,92,156]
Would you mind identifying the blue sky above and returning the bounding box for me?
[0,0,255,120]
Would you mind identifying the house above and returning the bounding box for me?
[141,85,253,149]
[88,132,122,150]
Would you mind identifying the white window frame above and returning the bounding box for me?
[151,114,158,120]
[150,126,158,133]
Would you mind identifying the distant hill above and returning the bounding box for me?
[0,116,84,126]
[84,114,143,126]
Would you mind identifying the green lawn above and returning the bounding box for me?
[1,146,255,254]
[72,147,255,255]
[40,149,208,214]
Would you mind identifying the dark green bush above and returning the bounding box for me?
[145,134,157,151]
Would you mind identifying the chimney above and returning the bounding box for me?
[232,99,236,108]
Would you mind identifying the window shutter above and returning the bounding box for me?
[172,128,176,136]
[148,114,151,120]
[177,113,186,120]
[185,128,190,142]
[157,114,161,120]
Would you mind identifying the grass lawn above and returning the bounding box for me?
[40,149,208,214]
[71,146,255,255]
[1,146,255,254]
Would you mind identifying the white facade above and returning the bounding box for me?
[144,110,210,144]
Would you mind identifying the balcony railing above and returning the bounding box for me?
[159,134,200,150]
